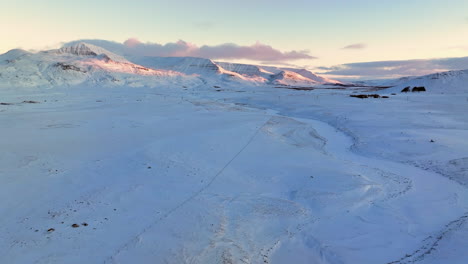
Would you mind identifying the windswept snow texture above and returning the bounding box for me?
[1,44,468,264]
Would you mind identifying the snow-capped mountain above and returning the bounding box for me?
[216,63,344,86]
[385,69,468,94]
[131,57,226,75]
[0,42,341,89]
[129,57,338,86]
[5,41,466,92]
[284,68,341,84]
[269,70,320,86]
[0,43,199,89]
[63,40,343,86]
[215,62,274,82]
[216,62,342,86]
[57,43,130,63]
[127,56,258,85]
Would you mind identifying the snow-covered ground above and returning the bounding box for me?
[1,44,468,264]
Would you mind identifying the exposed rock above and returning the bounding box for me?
[412,86,426,92]
[350,94,368,99]
[55,63,86,73]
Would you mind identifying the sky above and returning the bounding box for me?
[2,0,468,79]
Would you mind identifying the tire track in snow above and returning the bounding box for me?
[105,116,273,263]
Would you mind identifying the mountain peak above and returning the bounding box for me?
[57,42,129,63]
[1,49,32,62]
[283,68,341,84]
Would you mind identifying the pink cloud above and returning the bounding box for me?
[121,39,316,61]
[342,43,367,50]
[123,38,141,48]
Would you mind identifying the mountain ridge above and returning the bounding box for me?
[8,41,467,92]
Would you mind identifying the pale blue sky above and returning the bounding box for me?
[2,0,468,67]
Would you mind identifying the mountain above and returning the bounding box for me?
[0,43,198,88]
[216,62,341,85]
[132,57,225,75]
[127,56,258,85]
[0,42,342,89]
[284,68,341,84]
[384,69,468,94]
[61,39,339,86]
[113,56,335,87]
[216,62,274,82]
[269,70,320,86]
[57,42,130,63]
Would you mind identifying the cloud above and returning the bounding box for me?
[342,43,367,50]
[317,56,468,79]
[259,61,301,67]
[65,39,316,62]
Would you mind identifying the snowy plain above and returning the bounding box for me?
[1,44,468,264]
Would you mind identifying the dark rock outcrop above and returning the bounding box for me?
[412,86,426,92]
